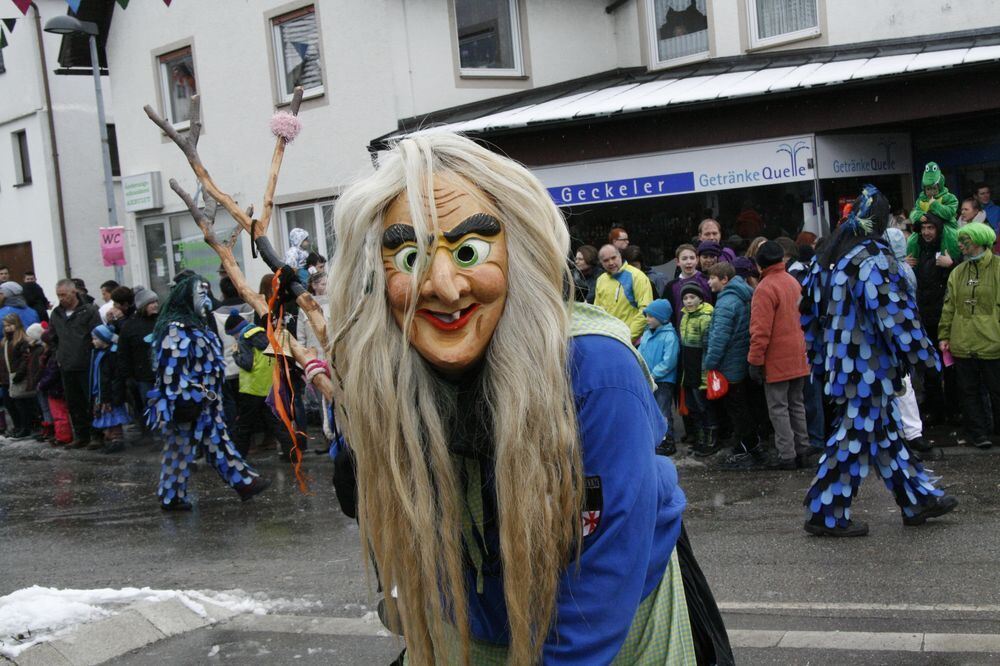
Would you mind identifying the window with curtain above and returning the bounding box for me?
[158,47,196,128]
[272,5,324,102]
[455,0,523,76]
[750,0,819,47]
[646,0,709,67]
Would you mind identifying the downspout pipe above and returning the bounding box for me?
[31,2,72,278]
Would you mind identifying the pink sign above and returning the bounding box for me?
[99,226,127,267]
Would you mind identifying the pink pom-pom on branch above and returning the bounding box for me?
[270,111,302,143]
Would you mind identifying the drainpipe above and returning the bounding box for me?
[31,2,72,278]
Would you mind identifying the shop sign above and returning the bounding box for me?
[533,135,815,206]
[123,172,163,212]
[815,133,912,179]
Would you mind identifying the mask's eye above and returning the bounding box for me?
[393,246,419,274]
[452,239,491,269]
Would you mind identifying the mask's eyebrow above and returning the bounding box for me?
[382,224,423,249]
[442,213,501,243]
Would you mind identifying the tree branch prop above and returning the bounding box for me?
[145,87,337,405]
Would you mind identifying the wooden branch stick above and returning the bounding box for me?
[257,86,304,238]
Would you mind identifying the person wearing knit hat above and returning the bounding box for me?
[908,161,959,228]
[678,279,716,456]
[939,220,1000,449]
[25,322,45,343]
[639,299,680,456]
[0,281,41,327]
[132,287,159,315]
[754,241,784,269]
[696,240,722,271]
[732,257,759,286]
[224,309,251,337]
[115,287,159,431]
[89,323,129,452]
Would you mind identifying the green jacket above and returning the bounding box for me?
[938,250,1000,360]
[909,186,958,227]
[234,326,275,396]
[679,302,713,388]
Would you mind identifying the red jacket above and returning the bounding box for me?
[748,263,809,383]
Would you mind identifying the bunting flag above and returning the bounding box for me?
[12,0,31,16]
[116,0,129,8]
[163,0,172,5]
[0,29,7,50]
[65,0,82,13]
[2,19,16,33]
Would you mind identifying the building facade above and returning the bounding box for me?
[0,0,127,299]
[99,0,1000,293]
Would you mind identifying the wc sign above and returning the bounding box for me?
[99,226,127,267]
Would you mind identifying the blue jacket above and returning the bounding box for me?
[465,334,686,663]
[0,305,40,328]
[984,200,1000,232]
[703,276,753,382]
[639,323,679,384]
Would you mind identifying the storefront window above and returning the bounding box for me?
[158,47,196,129]
[271,5,324,102]
[143,220,171,299]
[646,0,709,69]
[142,212,244,301]
[455,0,523,76]
[748,0,819,48]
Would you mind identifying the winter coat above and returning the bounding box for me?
[748,263,809,383]
[234,325,275,397]
[90,345,125,406]
[23,342,44,393]
[284,228,310,269]
[643,268,669,300]
[938,249,1000,360]
[115,313,156,384]
[638,322,679,384]
[909,186,959,227]
[4,338,34,398]
[37,350,64,399]
[906,222,960,264]
[913,226,954,338]
[594,263,654,341]
[49,302,102,372]
[664,272,713,327]
[703,276,753,382]
[572,267,598,304]
[679,302,713,388]
[0,305,40,328]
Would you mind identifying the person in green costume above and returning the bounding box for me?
[909,161,959,227]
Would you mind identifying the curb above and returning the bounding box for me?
[12,598,239,666]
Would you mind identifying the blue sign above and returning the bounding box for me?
[549,171,695,206]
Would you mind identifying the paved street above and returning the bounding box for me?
[2,426,999,664]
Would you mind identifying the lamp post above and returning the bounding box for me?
[44,16,123,284]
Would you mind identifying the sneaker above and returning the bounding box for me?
[237,477,271,502]
[803,519,869,537]
[973,437,992,450]
[903,495,958,526]
[161,499,193,512]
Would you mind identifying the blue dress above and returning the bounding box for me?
[801,239,943,527]
[146,323,259,506]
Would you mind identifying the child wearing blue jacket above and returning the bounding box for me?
[639,299,680,456]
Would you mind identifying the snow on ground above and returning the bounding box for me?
[0,586,322,657]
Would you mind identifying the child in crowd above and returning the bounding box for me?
[665,244,712,327]
[748,241,811,469]
[226,311,276,457]
[703,263,764,468]
[679,282,716,456]
[639,299,680,456]
[89,324,129,453]
[25,323,48,440]
[2,313,36,438]
[38,330,72,446]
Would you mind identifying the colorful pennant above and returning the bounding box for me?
[2,19,15,33]
[65,0,82,13]
[0,29,7,50]
[12,0,31,16]
[116,0,130,7]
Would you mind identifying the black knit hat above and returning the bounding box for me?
[224,310,249,336]
[755,241,785,269]
[680,282,705,301]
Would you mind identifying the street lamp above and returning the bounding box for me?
[44,15,123,283]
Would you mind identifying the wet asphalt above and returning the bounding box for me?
[2,424,999,663]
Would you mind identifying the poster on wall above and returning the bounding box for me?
[99,226,127,267]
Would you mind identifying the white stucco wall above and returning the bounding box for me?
[0,0,126,299]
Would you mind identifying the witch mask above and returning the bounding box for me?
[381,172,508,375]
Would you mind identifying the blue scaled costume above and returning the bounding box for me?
[800,185,954,534]
[146,275,266,509]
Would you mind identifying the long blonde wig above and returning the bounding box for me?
[327,133,583,664]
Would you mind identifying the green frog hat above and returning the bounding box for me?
[921,161,944,189]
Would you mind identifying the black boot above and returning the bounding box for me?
[803,517,869,537]
[903,495,958,526]
[655,436,676,457]
[719,442,767,470]
[692,428,719,458]
[237,476,271,502]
